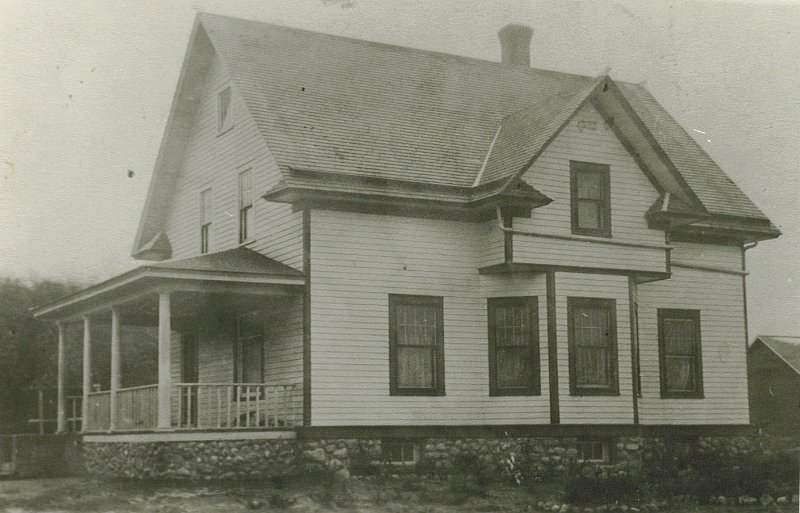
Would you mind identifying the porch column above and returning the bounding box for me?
[157,292,172,429]
[56,322,67,434]
[109,307,121,431]
[81,316,91,432]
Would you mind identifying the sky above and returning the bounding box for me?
[0,0,798,339]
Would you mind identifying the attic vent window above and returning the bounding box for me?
[200,188,212,254]
[238,169,254,243]
[218,87,232,133]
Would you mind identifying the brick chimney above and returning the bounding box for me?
[498,24,533,67]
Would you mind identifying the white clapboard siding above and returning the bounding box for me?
[167,297,303,387]
[671,242,742,269]
[162,50,303,270]
[478,220,506,268]
[637,249,748,425]
[262,296,304,387]
[513,104,665,273]
[514,236,665,272]
[310,209,551,426]
[555,273,635,424]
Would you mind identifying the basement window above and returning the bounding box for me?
[576,439,610,463]
[382,440,418,465]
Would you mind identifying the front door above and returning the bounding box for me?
[181,331,199,426]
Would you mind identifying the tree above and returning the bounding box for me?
[0,278,82,432]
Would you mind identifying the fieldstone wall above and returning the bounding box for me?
[80,434,766,481]
[82,439,296,480]
[418,436,646,478]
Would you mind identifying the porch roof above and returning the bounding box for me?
[32,248,305,321]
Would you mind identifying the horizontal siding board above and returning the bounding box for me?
[162,50,302,270]
[510,104,665,273]
[637,254,748,424]
[310,210,551,426]
[556,273,634,424]
[671,242,741,270]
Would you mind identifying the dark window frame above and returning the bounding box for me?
[570,160,612,237]
[658,309,704,399]
[200,188,212,254]
[576,438,612,463]
[388,294,445,396]
[238,168,253,243]
[380,440,419,465]
[233,311,264,385]
[567,297,619,396]
[217,86,232,133]
[487,296,541,396]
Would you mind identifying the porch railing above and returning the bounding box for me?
[85,391,111,431]
[116,384,158,431]
[83,383,301,432]
[26,389,82,434]
[174,383,302,430]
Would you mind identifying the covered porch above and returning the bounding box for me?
[33,248,306,434]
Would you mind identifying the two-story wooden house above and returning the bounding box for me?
[33,14,780,477]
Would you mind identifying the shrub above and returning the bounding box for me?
[643,435,799,500]
[561,462,644,505]
[451,452,493,495]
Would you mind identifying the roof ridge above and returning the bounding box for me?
[197,11,599,83]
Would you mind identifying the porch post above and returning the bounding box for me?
[81,316,91,432]
[157,292,172,429]
[109,307,121,431]
[56,322,67,434]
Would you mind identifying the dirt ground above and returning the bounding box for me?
[0,476,796,513]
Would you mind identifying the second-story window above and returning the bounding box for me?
[200,188,212,254]
[239,169,253,243]
[218,86,232,133]
[570,161,611,237]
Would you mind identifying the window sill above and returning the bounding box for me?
[391,389,445,397]
[571,228,613,238]
[660,392,705,399]
[570,388,620,397]
[490,389,541,397]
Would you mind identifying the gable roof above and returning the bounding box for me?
[752,336,800,375]
[133,13,779,256]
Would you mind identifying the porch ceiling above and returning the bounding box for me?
[32,248,305,322]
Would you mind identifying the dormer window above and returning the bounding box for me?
[570,161,611,237]
[238,169,253,243]
[218,87,232,133]
[200,188,212,254]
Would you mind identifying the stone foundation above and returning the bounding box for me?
[79,433,765,481]
[83,439,297,480]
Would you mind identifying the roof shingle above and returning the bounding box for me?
[198,13,769,222]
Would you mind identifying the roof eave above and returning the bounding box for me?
[32,267,305,322]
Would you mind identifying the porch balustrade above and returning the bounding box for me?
[116,384,159,431]
[174,383,302,429]
[83,383,301,432]
[85,391,111,431]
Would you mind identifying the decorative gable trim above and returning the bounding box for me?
[133,231,173,261]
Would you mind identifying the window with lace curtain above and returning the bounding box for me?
[388,295,444,396]
[658,309,703,398]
